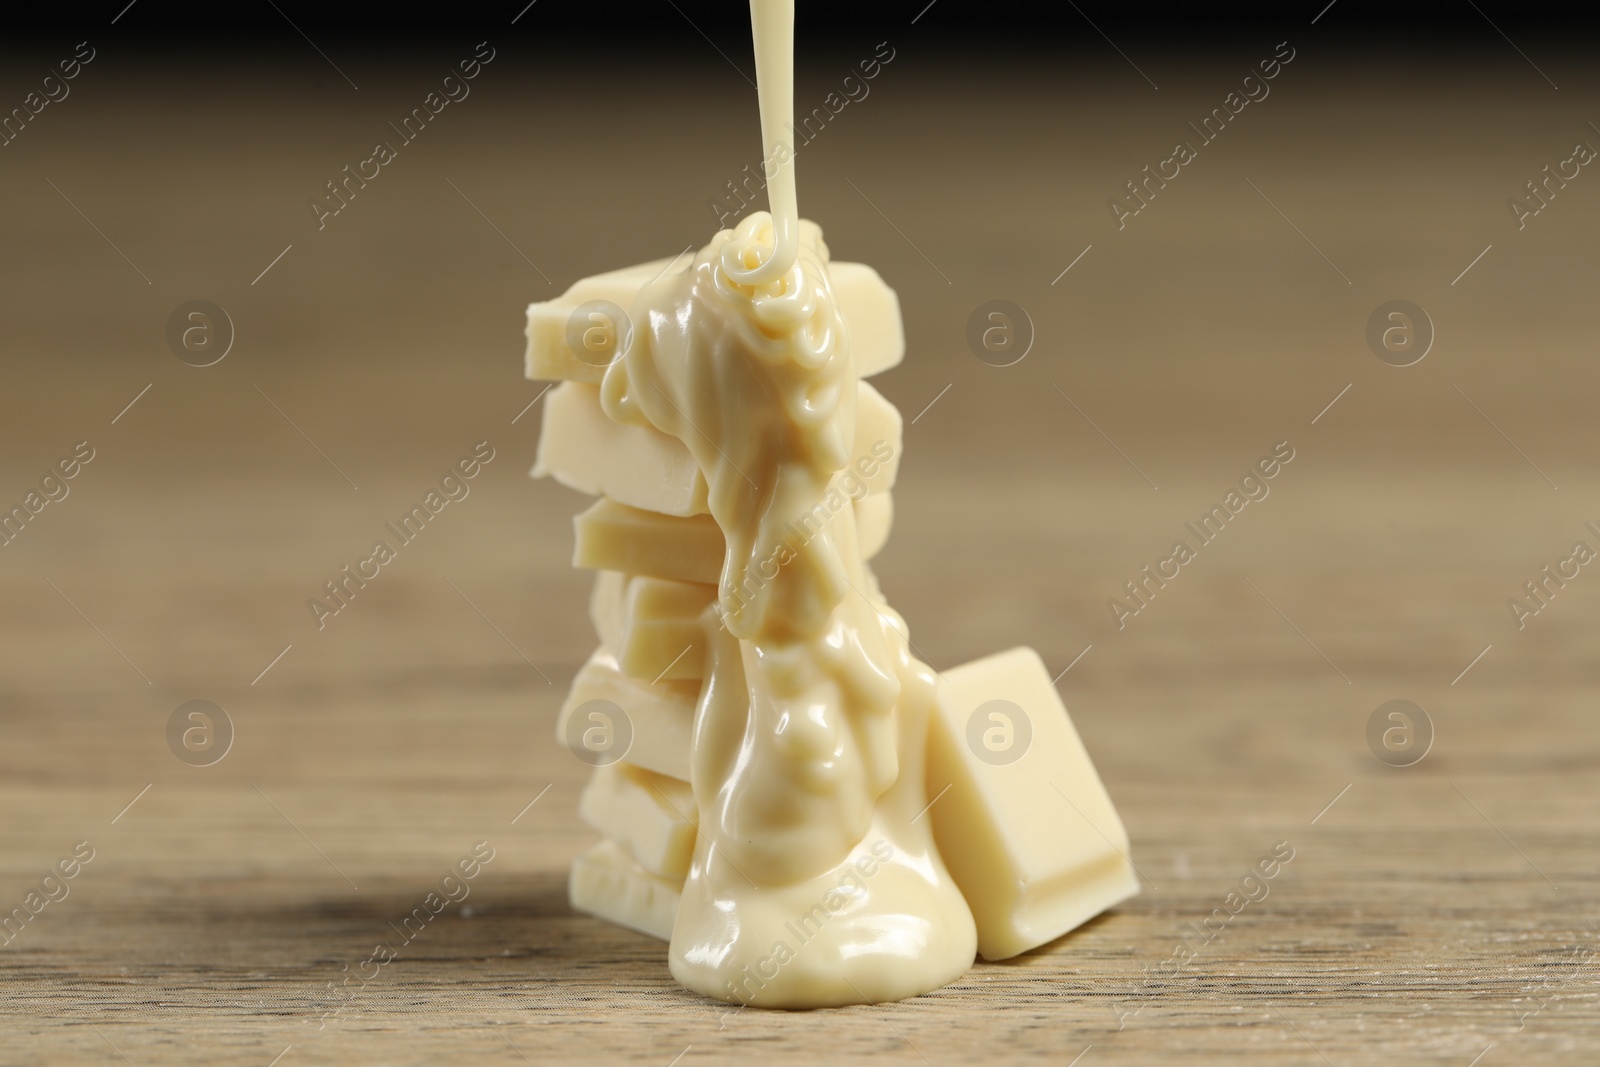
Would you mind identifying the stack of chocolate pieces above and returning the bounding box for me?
[527,249,1138,961]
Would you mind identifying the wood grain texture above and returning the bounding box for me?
[2,43,1598,1066]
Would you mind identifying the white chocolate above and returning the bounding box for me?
[853,491,893,561]
[832,263,905,381]
[578,762,698,882]
[534,382,707,517]
[925,647,1139,961]
[573,498,725,585]
[734,0,800,285]
[548,2,1132,1006]
[526,259,904,383]
[588,218,976,1008]
[573,494,893,586]
[569,839,681,942]
[557,649,694,781]
[588,572,715,682]
[534,379,901,517]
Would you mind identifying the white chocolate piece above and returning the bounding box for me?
[534,380,901,517]
[573,494,893,586]
[569,839,681,942]
[833,263,905,381]
[925,647,1138,961]
[578,763,698,882]
[526,259,904,383]
[573,498,725,585]
[589,572,715,681]
[557,649,695,782]
[843,382,904,496]
[526,257,679,382]
[853,491,893,561]
[534,382,707,517]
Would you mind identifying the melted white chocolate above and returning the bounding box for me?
[556,0,1138,1004]
[722,0,799,288]
[589,0,974,1008]
[599,216,974,1007]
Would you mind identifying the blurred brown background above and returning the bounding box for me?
[1,2,1598,1064]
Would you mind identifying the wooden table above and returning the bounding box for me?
[2,37,1597,1066]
